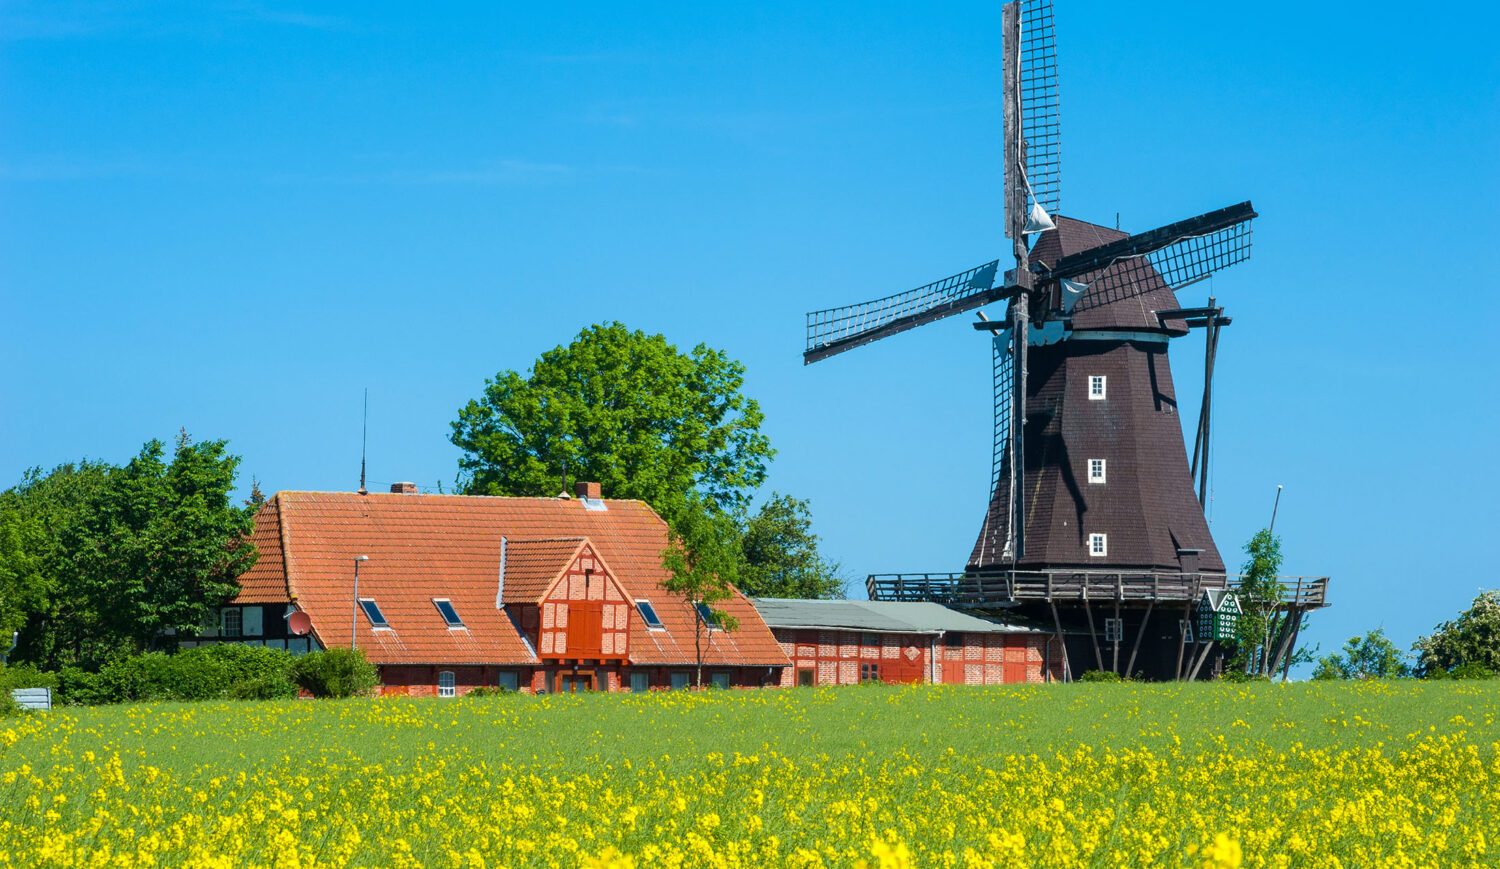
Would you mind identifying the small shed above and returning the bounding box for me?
[1196,588,1242,641]
[752,598,1057,686]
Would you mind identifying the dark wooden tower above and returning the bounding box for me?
[802,1,1327,680]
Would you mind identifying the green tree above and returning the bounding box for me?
[738,494,845,599]
[661,498,742,687]
[1414,591,1500,677]
[1311,629,1410,680]
[2,431,257,669]
[451,322,773,518]
[1231,529,1287,677]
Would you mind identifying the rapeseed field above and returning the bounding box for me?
[2,681,1497,867]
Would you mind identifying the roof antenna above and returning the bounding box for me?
[1115,212,1120,230]
[358,388,369,496]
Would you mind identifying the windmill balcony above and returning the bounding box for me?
[866,570,1329,610]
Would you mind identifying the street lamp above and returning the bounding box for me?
[352,555,369,649]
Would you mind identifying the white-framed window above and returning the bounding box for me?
[694,602,722,631]
[432,598,464,629]
[358,598,391,629]
[1088,458,1106,484]
[437,670,456,698]
[1088,533,1108,557]
[1089,375,1107,400]
[1104,618,1123,642]
[220,607,242,637]
[635,599,665,630]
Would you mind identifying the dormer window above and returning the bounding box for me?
[358,598,391,629]
[1088,533,1108,557]
[432,598,464,629]
[1088,459,1106,484]
[635,599,665,630]
[1089,376,1106,400]
[694,602,723,630]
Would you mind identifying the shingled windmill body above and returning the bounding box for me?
[803,0,1326,680]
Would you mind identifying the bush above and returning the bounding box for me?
[290,648,378,698]
[1221,670,1271,683]
[56,645,296,705]
[1449,662,1496,680]
[1079,670,1123,683]
[464,686,508,698]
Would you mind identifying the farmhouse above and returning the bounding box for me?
[200,483,788,694]
[753,598,1061,685]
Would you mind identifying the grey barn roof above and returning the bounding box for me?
[751,598,1043,634]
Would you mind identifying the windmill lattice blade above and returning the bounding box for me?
[803,260,1003,363]
[1021,0,1060,214]
[975,330,1014,566]
[1071,219,1253,314]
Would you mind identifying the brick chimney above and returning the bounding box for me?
[573,481,602,500]
[390,482,419,494]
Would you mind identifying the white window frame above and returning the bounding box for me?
[1104,617,1124,643]
[1089,375,1107,400]
[635,599,665,630]
[432,598,465,629]
[358,598,392,630]
[437,670,456,698]
[220,607,242,637]
[1088,533,1108,557]
[1088,458,1106,484]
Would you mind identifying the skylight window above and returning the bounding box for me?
[581,497,608,512]
[636,599,665,630]
[358,598,390,629]
[433,598,464,628]
[694,602,723,630]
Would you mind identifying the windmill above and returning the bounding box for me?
[802,0,1327,680]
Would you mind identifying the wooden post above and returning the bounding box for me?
[1049,600,1072,682]
[1187,640,1216,682]
[1125,600,1155,678]
[1279,610,1304,683]
[1083,591,1104,673]
[1174,601,1193,681]
[1111,597,1122,674]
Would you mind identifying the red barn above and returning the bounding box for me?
[752,598,1062,685]
[203,483,788,694]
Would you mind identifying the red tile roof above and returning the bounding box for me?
[501,537,588,604]
[236,491,788,668]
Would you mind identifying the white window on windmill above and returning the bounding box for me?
[1104,617,1124,643]
[1089,375,1107,400]
[1089,458,1106,484]
[1196,589,1243,642]
[1088,533,1108,557]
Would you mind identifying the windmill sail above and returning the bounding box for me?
[1050,202,1256,315]
[1021,0,1060,216]
[803,260,1003,363]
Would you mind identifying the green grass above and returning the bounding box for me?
[4,682,1498,866]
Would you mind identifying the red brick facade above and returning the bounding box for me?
[773,628,1061,686]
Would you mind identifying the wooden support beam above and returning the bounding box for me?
[1280,611,1304,683]
[1125,600,1155,679]
[1083,592,1104,673]
[1187,640,1216,682]
[1049,599,1072,683]
[1174,602,1193,681]
[1111,596,1122,674]
[1268,605,1304,678]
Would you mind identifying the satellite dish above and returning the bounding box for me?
[288,611,313,636]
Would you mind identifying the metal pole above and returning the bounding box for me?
[352,555,368,649]
[1269,484,1284,534]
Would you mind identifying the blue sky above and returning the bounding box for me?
[3,1,1498,664]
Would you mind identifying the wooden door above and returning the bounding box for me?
[557,672,594,693]
[569,601,604,658]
